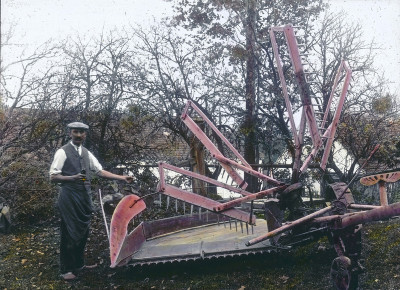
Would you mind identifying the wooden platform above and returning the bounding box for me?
[130,219,271,265]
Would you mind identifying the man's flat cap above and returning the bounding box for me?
[67,122,89,130]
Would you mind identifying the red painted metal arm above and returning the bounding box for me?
[335,202,400,229]
[246,206,332,246]
[348,204,381,210]
[182,101,252,168]
[182,112,248,189]
[299,124,332,174]
[283,24,321,147]
[213,185,287,212]
[321,61,343,129]
[214,153,284,186]
[161,184,256,224]
[320,60,352,170]
[158,162,253,196]
[269,27,299,145]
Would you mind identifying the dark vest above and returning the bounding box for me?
[61,143,92,188]
[61,143,90,174]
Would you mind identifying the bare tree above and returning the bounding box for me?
[124,23,250,194]
[305,13,398,187]
[0,38,62,186]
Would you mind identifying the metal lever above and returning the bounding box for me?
[99,189,110,241]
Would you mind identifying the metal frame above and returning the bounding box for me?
[107,23,400,289]
[269,24,351,173]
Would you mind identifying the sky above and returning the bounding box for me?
[329,0,400,94]
[1,0,400,94]
[1,0,172,51]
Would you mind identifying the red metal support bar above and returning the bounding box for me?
[161,184,256,224]
[348,204,381,210]
[246,206,332,246]
[158,162,253,196]
[299,124,332,174]
[337,202,400,229]
[282,24,321,148]
[320,61,343,129]
[182,112,248,189]
[310,204,386,224]
[182,101,252,168]
[269,27,299,146]
[181,100,192,117]
[380,180,389,206]
[213,153,284,186]
[311,212,360,224]
[213,185,287,212]
[320,60,352,170]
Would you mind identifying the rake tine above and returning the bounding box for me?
[246,223,249,235]
[166,196,170,209]
[199,207,202,219]
[240,221,243,233]
[190,204,194,216]
[251,225,254,235]
[235,220,238,232]
[249,200,254,225]
[229,218,232,230]
[217,215,220,226]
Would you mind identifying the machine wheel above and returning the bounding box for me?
[330,256,358,290]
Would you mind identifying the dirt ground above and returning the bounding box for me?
[1,213,400,289]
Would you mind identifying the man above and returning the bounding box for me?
[49,122,133,281]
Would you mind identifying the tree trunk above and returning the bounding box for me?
[190,119,207,196]
[243,0,258,193]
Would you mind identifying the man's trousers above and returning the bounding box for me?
[59,218,89,274]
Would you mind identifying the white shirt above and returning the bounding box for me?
[49,141,103,175]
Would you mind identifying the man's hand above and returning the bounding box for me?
[73,173,86,181]
[124,176,134,183]
[97,170,134,183]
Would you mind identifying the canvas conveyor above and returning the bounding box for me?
[125,216,271,266]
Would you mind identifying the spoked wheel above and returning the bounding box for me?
[330,256,358,290]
